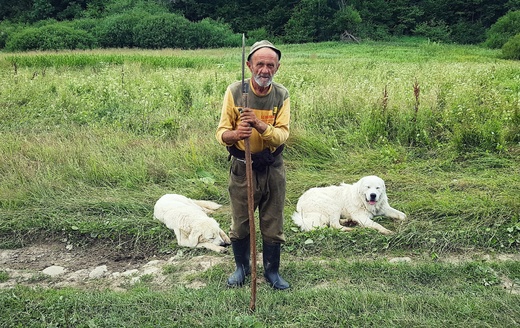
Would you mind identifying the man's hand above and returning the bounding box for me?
[240,108,267,134]
[240,107,257,127]
[235,120,253,140]
[222,121,252,144]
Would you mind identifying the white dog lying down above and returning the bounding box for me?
[292,175,406,235]
[154,194,231,253]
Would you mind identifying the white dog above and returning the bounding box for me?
[153,194,231,253]
[292,176,406,235]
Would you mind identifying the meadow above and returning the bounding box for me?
[0,40,519,327]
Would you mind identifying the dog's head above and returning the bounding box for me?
[197,220,231,246]
[357,175,386,206]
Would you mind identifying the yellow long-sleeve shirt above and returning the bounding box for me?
[216,78,290,154]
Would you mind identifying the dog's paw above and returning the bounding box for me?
[380,228,395,235]
[216,246,229,254]
[393,210,407,221]
[386,208,407,221]
[340,219,358,227]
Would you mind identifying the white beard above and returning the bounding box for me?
[254,74,273,87]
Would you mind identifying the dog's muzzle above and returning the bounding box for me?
[367,193,377,205]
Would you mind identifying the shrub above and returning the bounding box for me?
[4,27,39,51]
[32,18,59,28]
[187,18,241,49]
[68,18,100,36]
[356,23,391,41]
[282,0,336,43]
[484,10,520,49]
[413,19,451,43]
[332,5,362,38]
[450,21,486,44]
[5,24,96,51]
[133,13,191,49]
[96,11,147,48]
[0,21,25,49]
[501,33,520,60]
[247,27,271,43]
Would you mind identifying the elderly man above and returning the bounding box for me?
[215,40,290,290]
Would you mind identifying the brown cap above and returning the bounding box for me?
[247,40,281,61]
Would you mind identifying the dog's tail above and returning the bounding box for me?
[191,200,222,213]
[291,211,304,229]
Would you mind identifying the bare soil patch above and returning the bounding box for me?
[1,240,519,294]
[0,239,228,291]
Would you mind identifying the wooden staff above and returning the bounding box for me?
[241,33,257,312]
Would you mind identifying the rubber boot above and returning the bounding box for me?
[227,235,251,287]
[262,241,290,290]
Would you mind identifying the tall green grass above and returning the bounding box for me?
[0,41,519,326]
[282,42,519,150]
[4,52,221,69]
[1,41,519,252]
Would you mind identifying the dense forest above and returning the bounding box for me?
[1,0,520,56]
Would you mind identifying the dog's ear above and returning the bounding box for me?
[185,228,204,247]
[380,180,386,192]
[356,182,366,198]
[219,229,231,244]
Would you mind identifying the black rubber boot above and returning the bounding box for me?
[262,241,290,290]
[227,235,251,287]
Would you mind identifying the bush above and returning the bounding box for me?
[187,18,241,49]
[332,6,362,38]
[5,24,96,51]
[450,21,486,44]
[484,10,520,49]
[0,21,25,49]
[133,13,191,49]
[96,11,147,48]
[282,0,336,43]
[501,33,520,60]
[132,14,240,49]
[356,23,391,41]
[68,18,100,36]
[2,13,241,51]
[413,19,451,43]
[247,27,271,43]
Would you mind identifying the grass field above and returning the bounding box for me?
[0,40,519,327]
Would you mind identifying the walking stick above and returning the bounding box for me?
[241,33,257,312]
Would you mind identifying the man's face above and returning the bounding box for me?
[247,48,280,88]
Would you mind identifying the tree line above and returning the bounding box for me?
[0,0,519,55]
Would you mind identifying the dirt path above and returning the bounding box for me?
[0,240,228,291]
[1,241,519,293]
